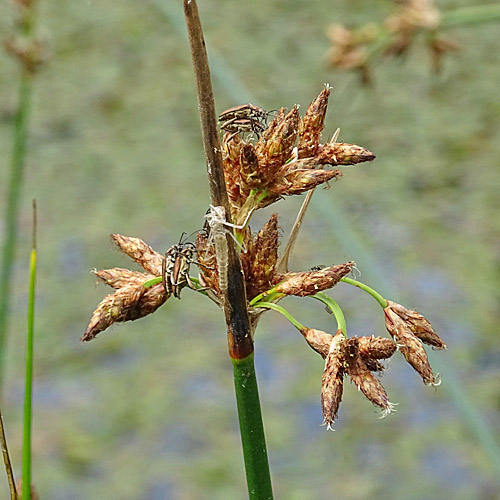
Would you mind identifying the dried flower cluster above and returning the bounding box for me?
[83,85,445,430]
[221,85,374,219]
[326,0,459,81]
[300,298,446,428]
[82,234,167,341]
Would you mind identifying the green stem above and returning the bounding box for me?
[142,276,162,288]
[249,288,282,307]
[340,277,388,308]
[310,292,347,337]
[441,4,500,28]
[22,201,37,500]
[252,301,304,331]
[0,74,33,390]
[232,353,273,500]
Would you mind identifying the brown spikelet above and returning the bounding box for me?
[195,231,220,295]
[272,262,353,297]
[242,214,279,299]
[386,300,446,349]
[94,268,153,289]
[279,167,343,196]
[347,351,394,414]
[297,85,330,159]
[240,143,261,189]
[316,142,376,166]
[358,336,397,360]
[299,327,334,358]
[222,134,245,209]
[321,330,346,429]
[110,234,163,275]
[82,283,168,341]
[256,108,286,152]
[384,304,436,385]
[258,106,300,178]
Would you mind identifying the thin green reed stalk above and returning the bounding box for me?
[0,0,38,391]
[22,200,37,500]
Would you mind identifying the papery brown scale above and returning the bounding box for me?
[94,268,154,289]
[297,86,330,159]
[347,354,392,411]
[358,336,397,360]
[315,142,376,166]
[82,283,168,341]
[321,330,346,428]
[110,234,163,275]
[385,307,435,385]
[273,262,353,297]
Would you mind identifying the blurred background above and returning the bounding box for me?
[1,0,499,498]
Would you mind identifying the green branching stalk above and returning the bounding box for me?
[22,200,37,500]
[340,277,388,308]
[0,407,17,500]
[310,292,347,337]
[232,354,273,500]
[253,302,305,331]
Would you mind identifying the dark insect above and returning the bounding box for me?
[219,103,269,140]
[162,236,198,299]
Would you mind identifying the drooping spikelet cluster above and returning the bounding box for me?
[298,299,446,428]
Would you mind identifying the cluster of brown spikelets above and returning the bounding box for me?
[84,85,446,428]
[327,0,459,81]
[300,300,445,429]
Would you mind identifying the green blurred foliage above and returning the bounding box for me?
[1,0,499,499]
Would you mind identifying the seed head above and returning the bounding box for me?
[272,262,354,297]
[297,85,330,159]
[386,300,446,349]
[93,268,152,289]
[82,283,168,342]
[299,327,335,358]
[110,234,163,275]
[384,301,443,385]
[321,330,346,429]
[241,213,279,300]
[83,234,169,341]
[316,142,376,165]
